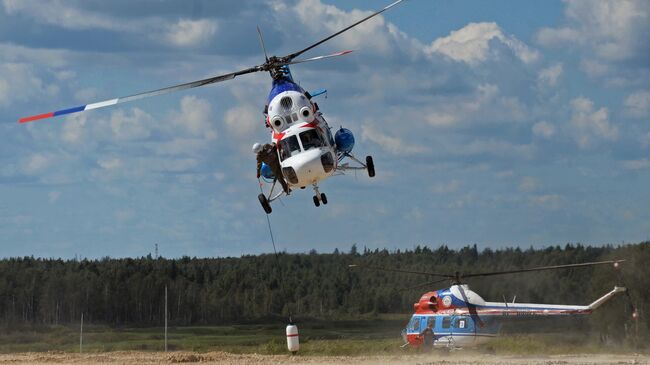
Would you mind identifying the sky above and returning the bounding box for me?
[1,0,649,259]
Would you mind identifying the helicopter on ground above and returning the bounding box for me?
[350,260,637,349]
[18,1,408,214]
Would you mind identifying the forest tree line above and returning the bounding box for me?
[0,242,647,340]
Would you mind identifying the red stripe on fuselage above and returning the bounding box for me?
[19,112,55,123]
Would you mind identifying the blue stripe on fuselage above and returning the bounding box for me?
[267,77,305,104]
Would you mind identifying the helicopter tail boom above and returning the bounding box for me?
[478,286,626,316]
[588,286,626,311]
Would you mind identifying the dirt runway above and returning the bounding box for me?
[0,352,647,365]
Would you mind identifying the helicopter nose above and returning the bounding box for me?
[287,149,327,186]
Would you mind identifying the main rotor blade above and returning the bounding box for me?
[461,259,625,279]
[19,65,262,123]
[285,0,405,61]
[257,26,269,62]
[348,264,453,279]
[287,50,354,65]
[400,278,450,293]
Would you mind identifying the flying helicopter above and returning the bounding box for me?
[350,260,637,349]
[17,1,409,214]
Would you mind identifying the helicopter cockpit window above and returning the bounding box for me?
[299,129,324,151]
[279,135,302,161]
[427,316,436,329]
[442,317,451,329]
[407,317,420,333]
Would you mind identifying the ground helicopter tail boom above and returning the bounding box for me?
[476,286,627,316]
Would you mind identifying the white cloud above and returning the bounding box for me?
[518,177,539,192]
[97,157,123,171]
[622,159,650,170]
[532,121,556,139]
[536,27,582,47]
[536,0,650,62]
[640,133,650,148]
[61,114,87,144]
[361,124,427,155]
[426,113,457,128]
[2,0,135,32]
[224,104,259,137]
[568,97,618,149]
[23,153,51,174]
[624,90,650,118]
[530,194,564,209]
[0,63,57,107]
[538,63,563,87]
[581,59,609,78]
[431,180,461,194]
[110,108,154,141]
[171,96,217,140]
[48,191,61,204]
[0,43,70,68]
[423,83,525,129]
[460,139,535,158]
[290,0,392,54]
[114,209,135,223]
[74,88,98,102]
[427,22,539,65]
[166,19,218,47]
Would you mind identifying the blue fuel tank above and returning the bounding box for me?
[261,162,275,179]
[335,128,355,154]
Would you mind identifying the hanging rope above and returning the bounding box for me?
[258,180,293,322]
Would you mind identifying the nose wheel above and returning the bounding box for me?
[312,186,328,207]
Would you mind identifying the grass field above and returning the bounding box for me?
[0,318,407,355]
[0,317,645,356]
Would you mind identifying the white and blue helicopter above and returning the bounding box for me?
[351,260,638,349]
[19,1,408,213]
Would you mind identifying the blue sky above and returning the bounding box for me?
[1,0,649,259]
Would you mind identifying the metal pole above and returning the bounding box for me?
[80,312,83,354]
[164,285,168,352]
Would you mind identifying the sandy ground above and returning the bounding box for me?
[0,352,647,365]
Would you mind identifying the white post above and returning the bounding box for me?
[80,312,83,354]
[164,285,168,352]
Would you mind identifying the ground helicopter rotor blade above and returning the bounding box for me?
[285,0,405,61]
[350,259,625,282]
[348,264,453,279]
[19,65,263,123]
[399,278,450,292]
[287,50,355,65]
[460,259,625,279]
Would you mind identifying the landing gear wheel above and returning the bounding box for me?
[321,193,328,205]
[313,195,321,207]
[366,156,375,177]
[258,193,272,214]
